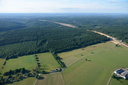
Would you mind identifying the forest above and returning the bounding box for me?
[42,14,128,43]
[0,15,110,59]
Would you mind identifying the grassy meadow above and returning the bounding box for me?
[0,52,61,85]
[58,42,128,85]
[1,42,128,85]
[37,53,61,72]
[58,42,115,67]
[36,73,65,85]
[2,55,37,73]
[6,77,36,85]
[0,59,5,73]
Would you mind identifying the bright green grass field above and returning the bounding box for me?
[61,42,128,85]
[37,53,61,71]
[0,59,5,68]
[59,42,115,67]
[0,59,5,73]
[6,77,36,85]
[3,55,37,73]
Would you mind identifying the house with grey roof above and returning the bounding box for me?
[114,69,128,79]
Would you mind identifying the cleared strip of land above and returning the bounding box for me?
[93,31,128,48]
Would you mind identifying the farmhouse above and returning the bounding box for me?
[114,69,128,79]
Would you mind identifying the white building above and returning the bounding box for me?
[114,69,128,79]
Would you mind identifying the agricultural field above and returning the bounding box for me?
[58,42,115,67]
[0,52,61,85]
[36,72,65,85]
[36,53,61,72]
[6,77,36,85]
[58,42,128,85]
[2,55,37,73]
[110,77,128,85]
[0,59,5,73]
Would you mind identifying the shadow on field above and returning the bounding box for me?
[112,74,124,83]
[85,59,91,61]
[38,77,45,80]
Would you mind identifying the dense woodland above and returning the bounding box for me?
[1,13,128,59]
[42,14,128,43]
[0,15,109,59]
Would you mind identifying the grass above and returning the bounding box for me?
[36,73,65,85]
[1,52,61,85]
[59,42,128,85]
[2,55,37,73]
[6,77,36,85]
[0,59,5,73]
[58,42,115,67]
[37,53,61,71]
[110,77,128,85]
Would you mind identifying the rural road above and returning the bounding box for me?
[41,20,128,48]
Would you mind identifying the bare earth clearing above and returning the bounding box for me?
[93,31,128,48]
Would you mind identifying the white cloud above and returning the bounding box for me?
[0,0,127,13]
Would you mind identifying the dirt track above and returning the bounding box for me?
[93,31,128,48]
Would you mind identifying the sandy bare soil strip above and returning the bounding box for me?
[54,22,76,28]
[93,31,128,48]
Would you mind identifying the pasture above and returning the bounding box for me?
[6,77,36,85]
[59,42,128,85]
[37,53,61,71]
[2,55,37,73]
[0,59,5,73]
[58,42,115,67]
[36,72,65,85]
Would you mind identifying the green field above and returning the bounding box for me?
[2,55,37,73]
[36,53,61,72]
[0,59,5,73]
[58,42,115,67]
[36,73,65,85]
[1,42,128,85]
[1,53,61,85]
[58,42,128,85]
[6,77,36,85]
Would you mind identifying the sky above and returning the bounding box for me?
[0,0,128,13]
